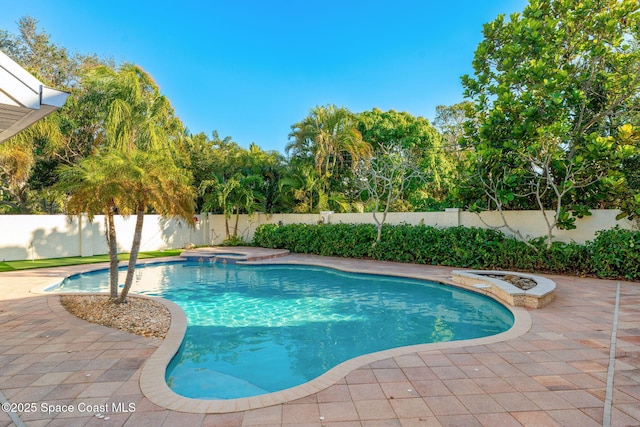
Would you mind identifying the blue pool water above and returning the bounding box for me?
[55,261,514,400]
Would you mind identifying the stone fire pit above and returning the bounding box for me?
[451,270,556,309]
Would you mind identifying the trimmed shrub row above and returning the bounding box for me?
[252,223,639,281]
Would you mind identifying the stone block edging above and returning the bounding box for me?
[451,270,556,308]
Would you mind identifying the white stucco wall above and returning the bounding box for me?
[459,210,629,243]
[0,210,635,261]
[0,215,79,261]
[0,214,206,261]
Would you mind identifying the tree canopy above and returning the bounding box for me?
[460,0,640,245]
[57,62,195,303]
[1,5,638,241]
[357,108,455,210]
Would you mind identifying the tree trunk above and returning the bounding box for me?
[224,215,231,240]
[233,208,240,238]
[105,205,119,301]
[118,204,145,304]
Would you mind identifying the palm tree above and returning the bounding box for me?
[0,117,65,213]
[199,173,264,241]
[0,139,35,213]
[199,176,240,239]
[239,143,286,214]
[117,150,195,303]
[59,150,195,303]
[57,152,133,299]
[287,105,372,184]
[229,174,265,240]
[59,64,195,303]
[83,64,183,154]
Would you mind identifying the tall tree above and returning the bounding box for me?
[1,16,85,90]
[0,17,110,213]
[357,108,454,210]
[287,105,372,203]
[355,144,426,243]
[83,64,184,154]
[199,173,264,242]
[238,143,287,214]
[279,164,332,213]
[184,131,242,211]
[60,64,194,303]
[433,102,475,155]
[190,135,284,235]
[461,0,640,247]
[58,152,132,299]
[0,119,65,213]
[117,151,195,303]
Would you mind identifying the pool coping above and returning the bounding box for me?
[141,301,530,414]
[37,252,533,414]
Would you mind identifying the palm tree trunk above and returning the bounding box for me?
[105,205,119,301]
[118,204,145,304]
[233,208,240,238]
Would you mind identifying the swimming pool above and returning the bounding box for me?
[55,261,514,400]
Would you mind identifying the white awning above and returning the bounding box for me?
[0,50,70,142]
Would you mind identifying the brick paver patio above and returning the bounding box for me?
[0,253,638,426]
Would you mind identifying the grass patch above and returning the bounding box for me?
[0,249,183,272]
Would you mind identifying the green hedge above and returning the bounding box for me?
[589,227,640,280]
[253,223,637,280]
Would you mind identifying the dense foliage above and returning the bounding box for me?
[55,64,195,303]
[588,227,640,280]
[253,223,639,281]
[1,1,639,264]
[460,0,640,246]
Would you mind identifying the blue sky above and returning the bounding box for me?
[1,1,529,153]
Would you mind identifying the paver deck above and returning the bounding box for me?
[0,251,638,426]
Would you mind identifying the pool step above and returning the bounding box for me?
[167,369,270,400]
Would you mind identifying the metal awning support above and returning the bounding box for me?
[0,50,70,142]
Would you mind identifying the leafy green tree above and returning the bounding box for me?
[238,143,287,213]
[279,164,329,213]
[0,17,111,213]
[0,120,65,213]
[433,101,477,171]
[1,16,88,90]
[59,151,194,302]
[356,108,454,210]
[0,139,35,213]
[433,102,475,151]
[432,102,478,208]
[617,124,640,223]
[461,0,640,247]
[185,132,241,209]
[83,65,184,154]
[185,133,287,214]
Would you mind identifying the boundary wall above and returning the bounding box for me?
[0,209,634,261]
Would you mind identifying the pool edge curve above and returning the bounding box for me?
[137,260,532,414]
